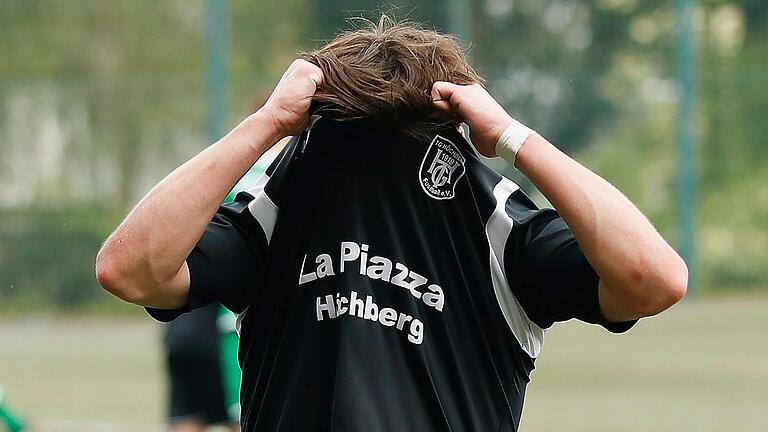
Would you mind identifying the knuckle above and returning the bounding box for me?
[296,60,316,74]
[296,61,323,80]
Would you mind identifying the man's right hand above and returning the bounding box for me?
[259,59,324,140]
[96,59,323,310]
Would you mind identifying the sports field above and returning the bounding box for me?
[1,294,765,431]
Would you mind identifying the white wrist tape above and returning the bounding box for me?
[495,120,533,166]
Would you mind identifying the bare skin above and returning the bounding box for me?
[95,59,323,308]
[431,82,687,321]
[96,62,686,324]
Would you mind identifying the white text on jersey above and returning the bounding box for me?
[299,241,445,312]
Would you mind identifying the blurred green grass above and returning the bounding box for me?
[522,293,768,431]
[0,316,164,431]
[1,294,766,431]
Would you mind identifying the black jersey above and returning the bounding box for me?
[148,117,635,431]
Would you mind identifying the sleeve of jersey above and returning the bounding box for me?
[503,191,636,333]
[145,192,269,322]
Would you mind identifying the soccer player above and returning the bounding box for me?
[162,303,239,432]
[96,18,687,431]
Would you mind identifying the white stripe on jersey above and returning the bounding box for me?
[235,306,247,336]
[237,172,278,335]
[485,178,545,358]
[246,173,278,243]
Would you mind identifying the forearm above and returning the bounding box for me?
[96,111,281,306]
[430,81,687,320]
[514,134,687,320]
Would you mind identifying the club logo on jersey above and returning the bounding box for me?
[419,135,466,200]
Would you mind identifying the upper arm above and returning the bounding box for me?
[145,136,298,322]
[146,192,269,322]
[503,191,636,333]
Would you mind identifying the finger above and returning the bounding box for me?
[431,99,453,113]
[309,67,324,88]
[277,59,307,87]
[431,81,462,114]
[292,59,324,90]
[288,58,305,71]
[431,81,458,102]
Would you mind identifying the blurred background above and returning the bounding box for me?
[0,0,766,431]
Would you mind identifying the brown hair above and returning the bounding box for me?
[302,15,483,138]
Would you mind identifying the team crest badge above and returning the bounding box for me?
[419,135,466,200]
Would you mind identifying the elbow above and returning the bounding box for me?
[667,258,689,304]
[95,247,150,305]
[635,256,688,317]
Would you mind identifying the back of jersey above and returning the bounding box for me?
[236,117,538,431]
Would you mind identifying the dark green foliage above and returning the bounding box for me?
[0,208,119,308]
